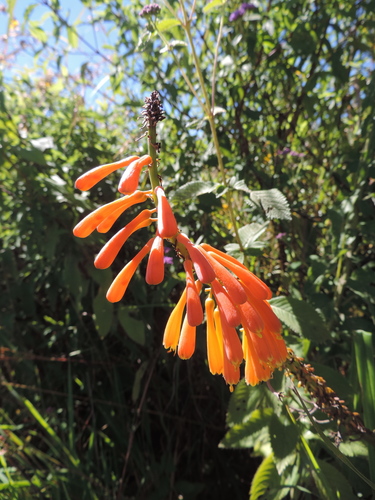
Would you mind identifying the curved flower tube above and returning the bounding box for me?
[176,233,216,284]
[75,155,140,191]
[94,209,156,269]
[118,155,152,195]
[155,186,178,238]
[145,235,165,285]
[106,238,154,303]
[73,190,150,238]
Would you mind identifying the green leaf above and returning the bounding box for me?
[29,22,48,44]
[118,307,145,346]
[269,296,330,343]
[249,189,292,220]
[203,0,227,13]
[318,460,357,500]
[160,40,187,53]
[93,289,113,338]
[238,222,268,249]
[250,453,279,500]
[156,19,181,32]
[226,380,264,425]
[220,408,273,448]
[269,414,298,459]
[67,25,79,49]
[172,181,216,201]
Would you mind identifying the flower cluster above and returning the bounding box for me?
[229,3,256,22]
[139,3,161,18]
[74,151,287,389]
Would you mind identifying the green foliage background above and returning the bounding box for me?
[0,0,374,498]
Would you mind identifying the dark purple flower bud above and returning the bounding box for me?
[139,3,161,17]
[229,3,256,21]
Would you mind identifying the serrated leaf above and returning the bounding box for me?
[160,40,187,53]
[318,460,357,500]
[250,188,291,220]
[269,414,298,459]
[238,222,268,249]
[220,408,273,448]
[30,136,55,151]
[203,0,227,13]
[118,308,145,346]
[250,453,279,500]
[229,177,252,194]
[156,19,181,32]
[171,181,216,201]
[338,440,368,458]
[212,106,226,115]
[226,380,264,425]
[269,296,330,343]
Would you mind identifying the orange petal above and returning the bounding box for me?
[211,280,241,327]
[106,238,154,303]
[205,297,224,375]
[238,301,264,334]
[75,156,140,191]
[145,235,164,285]
[177,314,196,360]
[200,243,248,270]
[184,260,203,326]
[197,246,247,303]
[96,191,150,233]
[241,283,282,335]
[118,155,152,195]
[207,251,272,300]
[155,186,178,238]
[176,233,216,283]
[73,191,148,238]
[94,209,156,269]
[243,332,272,386]
[163,288,187,351]
[223,348,240,389]
[261,328,288,366]
[219,311,243,367]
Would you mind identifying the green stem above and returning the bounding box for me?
[179,5,246,258]
[284,400,337,500]
[292,386,375,492]
[147,125,160,194]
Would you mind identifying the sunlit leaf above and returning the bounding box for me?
[249,189,292,220]
[269,296,330,342]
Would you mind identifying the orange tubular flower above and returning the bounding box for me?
[75,155,140,191]
[205,297,223,375]
[163,288,187,352]
[118,155,152,195]
[154,186,178,238]
[73,190,150,238]
[106,238,154,303]
[94,209,157,269]
[176,233,216,284]
[211,280,241,327]
[145,235,165,285]
[183,260,203,327]
[177,315,196,360]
